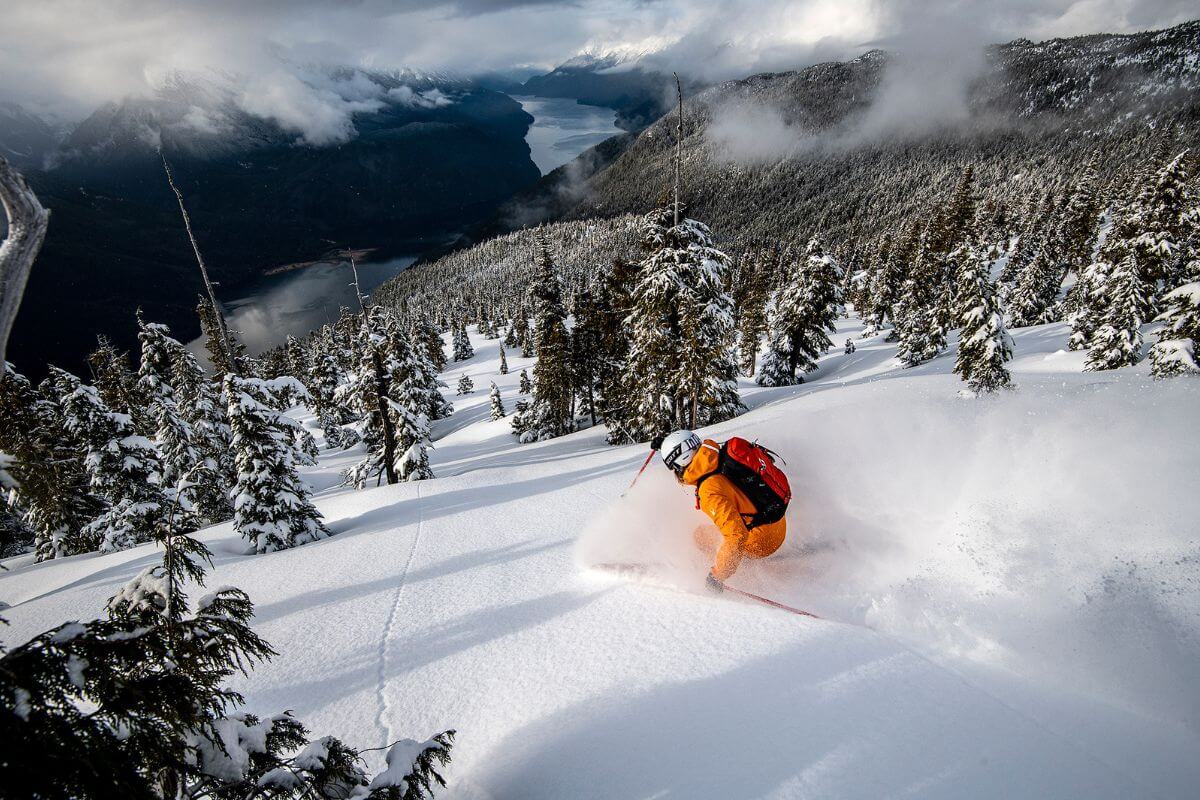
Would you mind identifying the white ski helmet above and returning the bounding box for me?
[660,430,702,472]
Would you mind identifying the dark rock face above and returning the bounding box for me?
[6,76,539,377]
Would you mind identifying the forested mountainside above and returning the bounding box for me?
[563,21,1200,255]
[3,71,539,379]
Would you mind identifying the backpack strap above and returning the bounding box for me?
[693,442,758,529]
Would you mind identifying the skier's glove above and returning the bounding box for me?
[650,434,664,452]
[706,573,725,594]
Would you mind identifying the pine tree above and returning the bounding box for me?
[451,323,475,362]
[595,256,637,435]
[512,237,575,442]
[0,367,103,560]
[456,374,474,395]
[87,335,147,432]
[1068,255,1113,350]
[1085,250,1146,371]
[63,382,174,553]
[1058,155,1104,277]
[1006,240,1063,327]
[385,329,435,483]
[137,317,200,494]
[171,340,235,524]
[569,288,604,426]
[489,382,506,420]
[340,314,400,487]
[225,374,328,552]
[412,317,448,373]
[734,247,773,374]
[954,244,1014,393]
[758,238,844,386]
[196,294,247,377]
[1128,150,1196,311]
[515,309,533,358]
[518,368,532,394]
[617,207,743,437]
[1149,272,1200,377]
[310,348,356,451]
[498,341,509,374]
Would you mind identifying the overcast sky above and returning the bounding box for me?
[3,0,1195,120]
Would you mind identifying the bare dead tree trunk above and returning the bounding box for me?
[0,157,49,376]
[346,249,398,485]
[673,72,683,228]
[161,151,238,376]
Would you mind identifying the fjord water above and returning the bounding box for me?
[515,95,622,174]
[214,254,417,355]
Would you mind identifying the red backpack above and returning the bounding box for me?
[696,437,792,529]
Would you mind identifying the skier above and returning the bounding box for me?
[652,430,790,592]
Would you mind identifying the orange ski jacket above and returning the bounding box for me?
[681,439,787,581]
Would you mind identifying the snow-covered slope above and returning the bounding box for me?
[3,319,1198,798]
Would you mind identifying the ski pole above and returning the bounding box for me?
[623,449,657,496]
[723,584,820,619]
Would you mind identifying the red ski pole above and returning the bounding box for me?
[623,449,657,496]
[723,584,821,619]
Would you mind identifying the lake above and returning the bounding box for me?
[515,95,622,175]
[195,254,416,357]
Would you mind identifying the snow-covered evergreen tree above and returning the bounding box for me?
[63,382,174,553]
[412,317,448,373]
[489,382,506,420]
[512,237,575,442]
[1067,256,1113,350]
[309,348,356,451]
[1085,250,1147,371]
[137,318,199,493]
[1128,150,1196,310]
[87,334,148,433]
[0,367,103,560]
[954,244,1014,393]
[456,374,474,395]
[224,374,328,552]
[498,341,509,374]
[1149,273,1200,377]
[170,340,235,524]
[1006,240,1063,327]
[518,368,532,394]
[617,208,743,438]
[451,323,475,361]
[758,238,844,386]
[196,294,247,377]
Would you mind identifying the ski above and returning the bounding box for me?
[588,562,820,619]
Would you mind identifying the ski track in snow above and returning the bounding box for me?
[3,317,1199,799]
[373,479,425,749]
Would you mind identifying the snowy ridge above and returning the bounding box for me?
[2,316,1198,798]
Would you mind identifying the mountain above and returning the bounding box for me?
[556,21,1200,249]
[6,70,540,378]
[0,102,61,170]
[520,52,680,131]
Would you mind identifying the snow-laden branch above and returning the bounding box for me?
[0,156,49,375]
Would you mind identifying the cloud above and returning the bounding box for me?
[236,69,387,146]
[707,101,812,163]
[388,86,454,109]
[0,0,1194,135]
